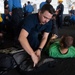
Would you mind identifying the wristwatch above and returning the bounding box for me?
[38,48,42,51]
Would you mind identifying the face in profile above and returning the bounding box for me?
[38,10,53,25]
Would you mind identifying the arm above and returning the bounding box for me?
[35,32,49,57]
[32,5,34,12]
[18,29,34,55]
[39,32,49,49]
[18,29,39,67]
[8,0,13,15]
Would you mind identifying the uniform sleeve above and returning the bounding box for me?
[44,20,52,33]
[22,16,34,33]
[8,0,13,12]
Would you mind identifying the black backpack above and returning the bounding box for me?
[0,53,16,75]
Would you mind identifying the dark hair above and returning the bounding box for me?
[28,1,30,4]
[60,35,73,48]
[69,10,72,13]
[46,0,52,3]
[40,4,55,14]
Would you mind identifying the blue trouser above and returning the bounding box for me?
[56,14,63,28]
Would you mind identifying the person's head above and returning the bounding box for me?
[71,6,74,10]
[38,4,54,25]
[23,3,26,7]
[28,1,30,4]
[24,3,26,6]
[46,0,52,4]
[60,35,73,49]
[69,10,73,16]
[58,0,63,4]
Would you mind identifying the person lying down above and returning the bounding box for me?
[45,35,75,58]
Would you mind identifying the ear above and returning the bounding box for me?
[60,43,64,48]
[61,43,63,46]
[38,10,41,16]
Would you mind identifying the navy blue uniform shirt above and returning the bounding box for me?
[8,0,22,12]
[26,4,34,13]
[22,13,52,50]
[56,4,64,15]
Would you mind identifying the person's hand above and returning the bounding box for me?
[55,9,59,15]
[6,4,9,8]
[0,33,3,37]
[6,16,9,19]
[35,49,41,59]
[50,34,58,40]
[9,12,12,16]
[31,53,39,67]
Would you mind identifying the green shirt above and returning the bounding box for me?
[46,42,75,58]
